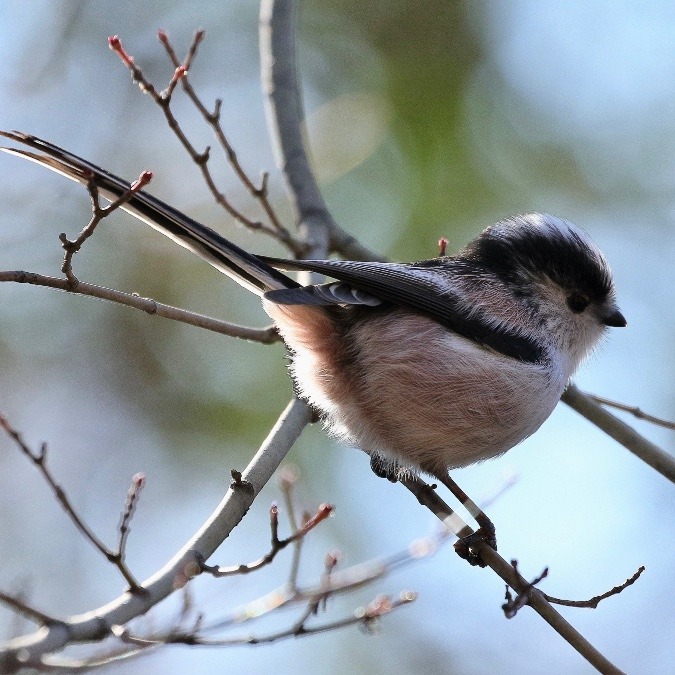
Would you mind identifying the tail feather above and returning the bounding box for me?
[0,131,297,296]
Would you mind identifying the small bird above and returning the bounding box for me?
[1,131,626,563]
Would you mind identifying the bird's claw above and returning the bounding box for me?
[454,520,497,568]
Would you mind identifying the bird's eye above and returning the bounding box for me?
[567,292,590,313]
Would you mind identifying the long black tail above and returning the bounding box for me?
[0,131,298,296]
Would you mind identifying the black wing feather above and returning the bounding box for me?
[0,131,295,295]
[261,256,545,364]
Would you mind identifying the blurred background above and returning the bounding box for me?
[0,1,673,673]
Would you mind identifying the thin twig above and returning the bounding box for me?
[60,170,153,286]
[157,30,292,242]
[502,560,549,619]
[41,650,149,672]
[0,270,280,344]
[108,35,302,254]
[202,522,450,636]
[0,414,143,592]
[113,591,414,648]
[118,474,146,562]
[563,384,675,483]
[0,592,60,628]
[279,467,303,590]
[200,502,332,577]
[544,566,646,609]
[588,395,675,431]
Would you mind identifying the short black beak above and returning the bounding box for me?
[602,307,627,327]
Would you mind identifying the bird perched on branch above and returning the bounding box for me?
[0,131,626,564]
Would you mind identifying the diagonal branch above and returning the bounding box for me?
[399,474,626,675]
[562,384,675,483]
[0,399,313,672]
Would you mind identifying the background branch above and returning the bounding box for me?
[259,0,386,263]
[158,30,292,242]
[108,34,302,253]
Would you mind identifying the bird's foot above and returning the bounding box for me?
[369,454,400,483]
[453,517,497,568]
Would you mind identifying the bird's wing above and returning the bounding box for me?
[263,257,544,363]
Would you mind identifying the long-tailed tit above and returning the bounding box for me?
[1,132,626,562]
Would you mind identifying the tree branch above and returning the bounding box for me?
[259,0,386,263]
[0,270,280,344]
[0,414,143,592]
[398,474,626,675]
[562,384,675,483]
[0,592,61,628]
[60,170,153,286]
[0,399,313,672]
[108,34,302,253]
[543,566,646,609]
[200,502,333,577]
[586,394,675,431]
[157,30,293,244]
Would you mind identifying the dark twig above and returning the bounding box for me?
[502,561,549,619]
[0,270,280,344]
[60,170,152,286]
[108,34,302,254]
[588,395,675,431]
[0,592,60,628]
[503,562,646,616]
[399,472,627,674]
[563,383,675,484]
[0,414,143,592]
[201,502,332,577]
[158,30,293,244]
[544,566,646,609]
